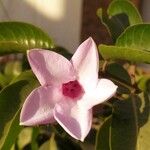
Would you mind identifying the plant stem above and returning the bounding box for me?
[102,60,108,73]
[103,102,113,107]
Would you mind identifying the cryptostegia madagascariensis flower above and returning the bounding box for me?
[20,37,117,141]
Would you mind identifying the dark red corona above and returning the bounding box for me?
[62,80,84,99]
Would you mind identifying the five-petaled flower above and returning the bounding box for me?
[20,37,117,141]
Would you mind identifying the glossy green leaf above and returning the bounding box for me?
[0,70,39,150]
[108,0,142,25]
[99,44,150,63]
[0,22,54,55]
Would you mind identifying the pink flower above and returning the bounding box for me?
[20,37,117,141]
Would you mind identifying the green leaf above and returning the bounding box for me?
[0,70,39,150]
[96,95,142,150]
[137,90,150,149]
[0,61,23,86]
[95,117,111,150]
[116,94,149,149]
[31,127,39,150]
[0,22,54,55]
[110,96,139,150]
[97,0,142,42]
[18,127,32,149]
[0,73,9,87]
[4,60,22,77]
[1,111,22,150]
[116,24,150,51]
[106,62,131,93]
[99,44,150,63]
[96,82,150,149]
[108,0,142,25]
[106,62,131,84]
[136,80,150,149]
[138,75,150,91]
[99,24,150,63]
[97,8,129,42]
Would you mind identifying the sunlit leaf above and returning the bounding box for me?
[18,127,32,149]
[108,0,142,25]
[116,24,150,51]
[99,44,150,63]
[0,22,54,55]
[99,24,150,63]
[4,60,22,77]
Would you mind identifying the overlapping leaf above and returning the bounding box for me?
[97,0,142,41]
[97,8,129,41]
[99,24,150,63]
[108,0,142,25]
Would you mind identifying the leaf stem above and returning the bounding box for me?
[102,60,108,73]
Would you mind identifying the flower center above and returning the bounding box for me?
[62,80,84,99]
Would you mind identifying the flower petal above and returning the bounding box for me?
[71,37,99,92]
[54,100,92,141]
[20,86,62,126]
[28,49,76,86]
[78,79,117,109]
